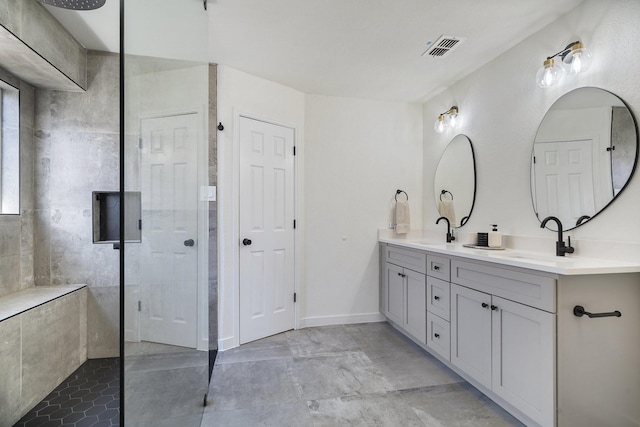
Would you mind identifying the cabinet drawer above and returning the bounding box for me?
[451,259,556,312]
[427,276,450,321]
[385,245,426,274]
[427,312,450,361]
[427,254,450,281]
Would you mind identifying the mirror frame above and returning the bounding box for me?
[434,134,477,228]
[530,86,639,231]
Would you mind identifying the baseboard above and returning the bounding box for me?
[217,335,238,352]
[299,312,385,328]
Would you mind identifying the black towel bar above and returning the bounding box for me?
[573,305,622,318]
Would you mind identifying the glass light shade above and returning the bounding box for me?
[536,58,564,88]
[563,43,592,75]
[434,115,446,133]
[447,108,458,127]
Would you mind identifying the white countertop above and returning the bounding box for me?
[0,285,86,322]
[380,235,640,275]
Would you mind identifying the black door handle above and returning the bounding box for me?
[184,239,195,247]
[481,303,489,308]
[242,238,252,246]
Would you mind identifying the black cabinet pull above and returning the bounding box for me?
[573,305,621,318]
[434,296,440,301]
[397,272,406,278]
[184,239,195,247]
[434,333,440,338]
[242,238,252,246]
[491,305,499,311]
[481,303,489,308]
[433,265,440,271]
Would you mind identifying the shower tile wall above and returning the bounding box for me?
[0,66,35,298]
[34,50,120,358]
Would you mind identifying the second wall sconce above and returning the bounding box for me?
[536,40,592,88]
[434,106,459,133]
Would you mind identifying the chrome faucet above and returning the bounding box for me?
[540,216,574,257]
[436,216,455,243]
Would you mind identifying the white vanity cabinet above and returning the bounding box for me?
[450,259,556,427]
[381,245,427,344]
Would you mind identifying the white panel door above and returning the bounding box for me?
[140,113,199,348]
[451,283,492,389]
[239,117,295,344]
[533,139,595,227]
[492,296,555,427]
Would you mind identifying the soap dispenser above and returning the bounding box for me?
[489,224,502,248]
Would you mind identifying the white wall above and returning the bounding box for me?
[217,65,306,350]
[303,95,423,326]
[422,0,640,260]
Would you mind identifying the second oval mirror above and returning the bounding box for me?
[531,87,638,231]
[434,134,476,228]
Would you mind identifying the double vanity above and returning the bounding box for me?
[379,236,640,427]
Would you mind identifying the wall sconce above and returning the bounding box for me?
[536,41,592,88]
[434,106,459,133]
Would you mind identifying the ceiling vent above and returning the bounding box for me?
[422,35,466,58]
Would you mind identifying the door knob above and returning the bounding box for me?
[242,238,252,246]
[184,239,195,247]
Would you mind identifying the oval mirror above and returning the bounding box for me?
[531,87,638,231]
[434,134,476,228]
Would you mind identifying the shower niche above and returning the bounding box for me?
[92,191,141,244]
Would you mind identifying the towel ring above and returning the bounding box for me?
[440,190,453,201]
[395,190,408,201]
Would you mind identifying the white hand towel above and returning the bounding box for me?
[438,200,456,226]
[395,201,410,234]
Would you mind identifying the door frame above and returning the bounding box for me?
[131,107,209,351]
[232,110,299,344]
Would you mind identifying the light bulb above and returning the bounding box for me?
[536,58,564,88]
[563,42,592,75]
[447,107,458,128]
[434,115,446,133]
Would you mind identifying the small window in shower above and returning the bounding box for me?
[92,191,142,243]
[0,80,20,215]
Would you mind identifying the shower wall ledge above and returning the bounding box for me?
[0,0,87,91]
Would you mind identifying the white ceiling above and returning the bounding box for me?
[44,0,585,102]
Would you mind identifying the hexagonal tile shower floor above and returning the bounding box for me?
[14,358,120,427]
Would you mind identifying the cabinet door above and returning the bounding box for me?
[451,284,492,389]
[492,296,555,427]
[386,263,405,326]
[405,269,426,344]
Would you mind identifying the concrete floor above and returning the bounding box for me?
[203,322,524,427]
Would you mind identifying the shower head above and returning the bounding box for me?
[38,0,106,10]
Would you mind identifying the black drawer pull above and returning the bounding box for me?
[434,296,440,301]
[397,272,406,278]
[574,305,621,318]
[491,305,499,311]
[481,303,489,308]
[433,265,440,271]
[434,333,440,338]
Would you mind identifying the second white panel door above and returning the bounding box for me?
[239,117,296,344]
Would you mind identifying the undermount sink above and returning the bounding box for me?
[489,251,575,263]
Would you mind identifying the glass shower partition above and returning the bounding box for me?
[121,1,210,425]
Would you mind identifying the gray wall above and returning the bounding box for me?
[0,66,35,298]
[34,51,119,358]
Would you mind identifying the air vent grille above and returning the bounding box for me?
[422,35,466,58]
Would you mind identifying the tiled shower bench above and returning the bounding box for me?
[0,285,87,426]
